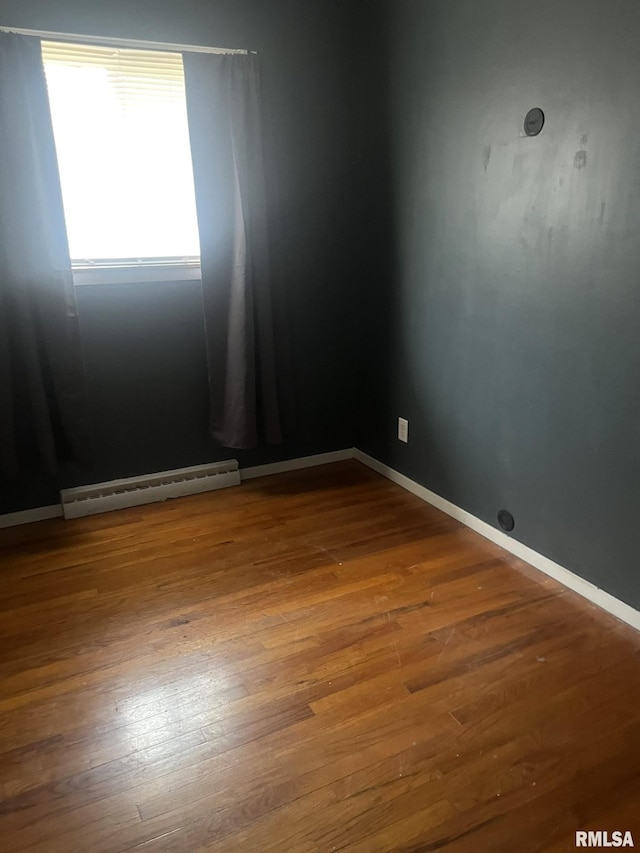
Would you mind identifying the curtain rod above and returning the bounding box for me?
[0,25,255,55]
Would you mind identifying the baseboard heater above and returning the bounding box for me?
[59,460,240,519]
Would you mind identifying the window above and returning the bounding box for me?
[41,40,200,283]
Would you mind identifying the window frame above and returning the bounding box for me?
[71,258,201,286]
[42,39,202,285]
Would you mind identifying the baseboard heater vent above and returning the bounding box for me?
[60,460,240,519]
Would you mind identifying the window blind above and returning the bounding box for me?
[41,41,187,107]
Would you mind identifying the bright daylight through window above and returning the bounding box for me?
[41,41,200,270]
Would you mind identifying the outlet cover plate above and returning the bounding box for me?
[398,417,408,443]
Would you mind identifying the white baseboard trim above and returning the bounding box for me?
[0,450,357,530]
[0,504,63,529]
[241,448,355,481]
[354,448,640,632]
[8,448,636,633]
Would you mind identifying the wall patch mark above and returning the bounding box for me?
[574,150,587,169]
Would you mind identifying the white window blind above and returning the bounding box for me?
[41,40,200,265]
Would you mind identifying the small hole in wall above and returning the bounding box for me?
[497,509,515,532]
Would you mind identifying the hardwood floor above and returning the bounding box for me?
[0,460,638,852]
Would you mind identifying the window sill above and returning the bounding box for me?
[72,263,201,286]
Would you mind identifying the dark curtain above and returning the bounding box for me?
[0,33,91,480]
[183,52,293,449]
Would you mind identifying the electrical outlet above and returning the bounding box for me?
[398,417,408,443]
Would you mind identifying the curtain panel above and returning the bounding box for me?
[0,33,91,479]
[183,52,293,449]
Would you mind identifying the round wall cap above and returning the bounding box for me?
[524,108,545,136]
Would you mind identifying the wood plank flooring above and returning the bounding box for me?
[0,460,638,852]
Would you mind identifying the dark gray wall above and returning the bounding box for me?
[0,0,361,513]
[357,0,640,608]
[3,0,638,615]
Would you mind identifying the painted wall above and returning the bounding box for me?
[357,0,640,608]
[0,0,361,512]
[3,0,638,615]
